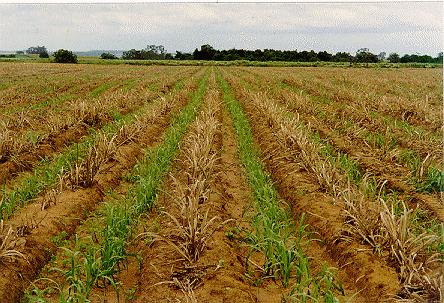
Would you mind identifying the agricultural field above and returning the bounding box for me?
[0,62,442,303]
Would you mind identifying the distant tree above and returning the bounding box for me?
[355,48,378,63]
[317,51,333,62]
[26,46,48,55]
[333,52,353,62]
[122,45,166,60]
[39,51,49,58]
[100,52,117,59]
[377,52,386,61]
[16,51,24,55]
[164,53,174,60]
[387,53,400,63]
[122,49,140,60]
[400,54,411,63]
[175,51,193,60]
[396,53,440,63]
[53,49,77,63]
[435,52,443,63]
[193,44,217,60]
[146,45,166,57]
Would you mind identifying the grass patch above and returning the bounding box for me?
[25,70,210,302]
[91,82,115,97]
[217,69,341,299]
[416,166,444,193]
[121,79,137,92]
[0,76,189,220]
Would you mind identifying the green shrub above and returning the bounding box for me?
[100,52,118,60]
[39,51,49,58]
[53,49,78,63]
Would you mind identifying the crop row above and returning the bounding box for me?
[0,68,207,302]
[221,69,443,301]
[0,67,203,221]
[246,67,442,131]
[0,67,198,187]
[233,68,443,203]
[238,67,441,159]
[217,70,343,301]
[24,70,210,302]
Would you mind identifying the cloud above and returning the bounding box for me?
[0,2,441,55]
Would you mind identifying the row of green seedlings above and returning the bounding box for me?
[238,84,442,301]
[5,70,112,115]
[0,77,113,157]
[283,69,441,131]
[278,77,443,194]
[25,71,210,302]
[0,71,192,221]
[0,68,188,166]
[217,71,341,302]
[0,75,193,279]
[233,69,441,199]
[147,87,223,302]
[275,70,440,134]
[239,68,443,194]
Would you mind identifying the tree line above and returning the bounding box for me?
[116,44,443,64]
[187,45,443,63]
[12,44,444,64]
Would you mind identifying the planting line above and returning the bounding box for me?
[0,68,202,221]
[238,67,441,168]
[118,81,222,302]
[0,70,190,185]
[222,69,443,301]
[217,70,344,301]
[232,68,444,219]
[0,69,208,303]
[24,70,210,302]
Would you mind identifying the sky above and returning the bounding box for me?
[0,2,442,56]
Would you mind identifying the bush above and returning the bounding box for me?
[39,51,49,58]
[100,52,117,59]
[53,49,77,63]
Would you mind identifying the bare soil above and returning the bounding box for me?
[0,82,193,302]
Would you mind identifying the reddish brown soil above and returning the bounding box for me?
[230,69,444,222]
[245,67,442,133]
[0,123,95,185]
[0,80,195,302]
[87,86,286,303]
[0,68,198,196]
[237,67,441,161]
[86,81,370,303]
[309,121,444,221]
[225,74,402,302]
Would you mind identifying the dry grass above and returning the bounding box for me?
[0,130,13,163]
[226,75,442,301]
[341,181,442,301]
[0,220,25,263]
[380,201,442,300]
[251,92,345,195]
[162,177,221,263]
[67,133,117,188]
[114,96,172,146]
[142,88,224,301]
[160,91,221,263]
[73,101,105,127]
[342,187,384,251]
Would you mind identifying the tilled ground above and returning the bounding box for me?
[0,64,441,302]
[223,72,400,302]
[0,70,203,302]
[228,68,443,220]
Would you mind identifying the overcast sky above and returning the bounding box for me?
[0,2,442,55]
